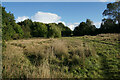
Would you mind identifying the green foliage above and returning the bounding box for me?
[18,21,71,38]
[47,23,61,38]
[13,24,24,39]
[100,18,119,33]
[58,23,72,37]
[32,22,48,37]
[2,7,24,40]
[103,2,120,24]
[18,19,33,38]
[2,7,15,25]
[101,2,120,33]
[2,24,15,40]
[73,19,96,36]
[2,40,6,52]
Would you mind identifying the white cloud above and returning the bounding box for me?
[56,21,79,31]
[67,22,102,30]
[56,21,66,26]
[15,11,102,30]
[94,22,101,28]
[31,11,61,23]
[16,16,29,22]
[67,21,102,30]
[67,23,79,31]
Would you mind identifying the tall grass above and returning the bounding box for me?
[118,34,120,41]
[2,34,119,78]
[24,45,46,66]
[52,40,69,60]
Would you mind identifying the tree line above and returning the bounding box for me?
[2,6,72,40]
[2,2,120,41]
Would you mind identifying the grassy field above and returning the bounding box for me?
[2,34,120,78]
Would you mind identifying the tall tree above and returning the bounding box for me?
[73,19,96,36]
[2,7,24,40]
[32,22,48,37]
[18,19,33,38]
[58,23,72,37]
[101,2,120,33]
[103,2,120,24]
[47,23,61,38]
[0,4,1,25]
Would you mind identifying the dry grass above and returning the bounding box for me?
[97,33,119,41]
[24,45,47,66]
[118,34,120,41]
[2,44,35,78]
[2,38,96,78]
[40,59,50,78]
[3,34,119,78]
[2,38,52,78]
[52,40,69,60]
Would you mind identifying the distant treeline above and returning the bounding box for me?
[2,2,120,41]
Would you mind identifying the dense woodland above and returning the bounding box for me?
[2,2,120,41]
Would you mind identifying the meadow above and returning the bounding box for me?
[2,33,120,78]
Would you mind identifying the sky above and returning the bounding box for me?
[1,0,116,2]
[2,2,113,30]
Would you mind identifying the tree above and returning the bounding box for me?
[0,4,1,25]
[86,19,96,35]
[73,19,96,36]
[13,23,24,39]
[32,22,48,37]
[101,2,120,33]
[18,19,33,38]
[2,24,15,40]
[58,23,72,37]
[2,7,24,40]
[47,23,61,38]
[86,19,93,26]
[100,18,119,33]
[73,22,86,36]
[103,2,120,24]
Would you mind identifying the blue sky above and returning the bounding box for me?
[2,2,110,30]
[2,0,115,2]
